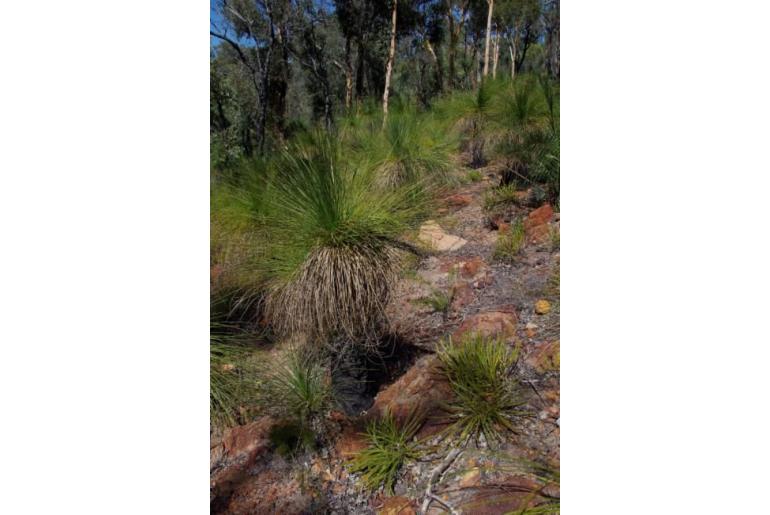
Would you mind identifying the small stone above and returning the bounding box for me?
[524,203,554,231]
[534,300,551,315]
[418,221,467,251]
[453,309,518,341]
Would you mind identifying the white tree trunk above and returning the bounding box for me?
[509,38,516,81]
[482,0,494,77]
[492,31,500,79]
[382,0,398,127]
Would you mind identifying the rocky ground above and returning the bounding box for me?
[210,164,560,514]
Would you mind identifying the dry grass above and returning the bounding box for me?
[267,244,404,342]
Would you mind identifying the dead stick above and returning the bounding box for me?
[420,447,463,514]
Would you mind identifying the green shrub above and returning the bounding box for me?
[413,289,453,316]
[210,158,274,313]
[256,346,330,426]
[436,78,506,167]
[210,325,259,430]
[468,170,483,182]
[531,135,559,205]
[497,126,553,179]
[484,183,520,211]
[495,76,546,135]
[260,132,426,340]
[494,219,526,262]
[436,334,525,444]
[538,74,560,136]
[354,110,455,189]
[349,410,421,493]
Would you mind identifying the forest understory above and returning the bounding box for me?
[211,149,560,513]
[211,3,559,511]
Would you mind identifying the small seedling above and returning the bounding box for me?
[493,219,526,262]
[436,334,526,445]
[414,289,453,316]
[349,410,421,493]
[483,183,520,211]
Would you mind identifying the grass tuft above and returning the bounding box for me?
[210,325,259,430]
[494,218,526,262]
[436,334,525,444]
[467,170,483,182]
[349,410,421,493]
[484,183,520,211]
[413,289,453,316]
[256,346,330,426]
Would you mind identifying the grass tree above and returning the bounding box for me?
[353,109,455,189]
[437,78,506,167]
[260,131,424,342]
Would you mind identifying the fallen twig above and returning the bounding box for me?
[420,447,463,514]
[428,493,459,514]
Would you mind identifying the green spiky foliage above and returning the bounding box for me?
[413,288,453,316]
[436,78,506,167]
[210,158,275,317]
[484,183,521,211]
[495,75,558,198]
[538,74,560,136]
[354,110,455,189]
[256,346,330,429]
[497,125,553,182]
[530,135,560,205]
[349,410,421,493]
[210,324,259,431]
[260,131,426,341]
[494,218,526,262]
[468,169,483,182]
[436,334,525,444]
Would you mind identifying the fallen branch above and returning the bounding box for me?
[420,447,463,514]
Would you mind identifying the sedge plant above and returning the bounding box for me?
[436,333,525,445]
[494,218,526,262]
[349,409,421,493]
[210,323,259,431]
